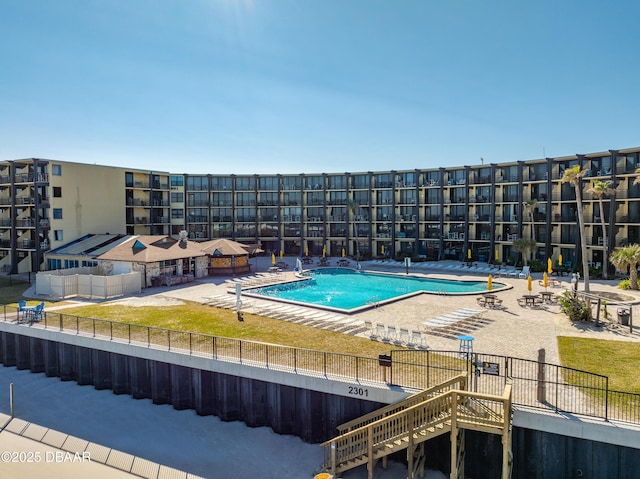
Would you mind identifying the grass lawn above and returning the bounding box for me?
[56,301,403,358]
[558,336,640,394]
[0,278,32,305]
[3,284,639,396]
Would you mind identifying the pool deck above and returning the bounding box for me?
[28,257,640,364]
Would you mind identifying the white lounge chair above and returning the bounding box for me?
[363,320,375,338]
[410,330,429,349]
[386,326,400,343]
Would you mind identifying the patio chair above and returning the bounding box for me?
[385,326,400,344]
[17,300,27,322]
[398,327,411,345]
[518,265,531,279]
[375,323,387,340]
[363,320,377,339]
[410,330,429,349]
[30,302,45,323]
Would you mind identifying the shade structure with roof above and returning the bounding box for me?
[200,238,257,276]
[97,235,210,287]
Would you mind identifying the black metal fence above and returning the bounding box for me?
[2,305,639,425]
[392,349,640,424]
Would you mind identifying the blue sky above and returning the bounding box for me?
[1,1,639,174]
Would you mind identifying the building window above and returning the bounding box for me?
[54,230,63,241]
[53,186,62,197]
[52,164,62,176]
[171,192,183,203]
[53,208,63,219]
[171,175,184,187]
[171,209,184,219]
[47,258,62,270]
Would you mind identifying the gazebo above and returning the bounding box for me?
[201,238,259,275]
[96,235,210,287]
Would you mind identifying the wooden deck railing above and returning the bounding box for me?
[322,380,512,479]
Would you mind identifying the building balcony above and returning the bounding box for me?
[127,198,150,206]
[18,239,35,249]
[16,218,35,227]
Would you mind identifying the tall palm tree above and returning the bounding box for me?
[585,179,616,279]
[609,244,640,290]
[561,165,590,292]
[523,199,538,243]
[348,199,360,264]
[513,238,536,266]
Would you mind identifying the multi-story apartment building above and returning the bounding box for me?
[0,158,171,273]
[2,147,639,274]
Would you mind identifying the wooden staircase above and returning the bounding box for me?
[320,374,513,479]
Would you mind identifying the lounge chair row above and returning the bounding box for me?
[205,294,366,335]
[247,303,365,334]
[364,321,429,349]
[366,259,533,277]
[225,272,283,289]
[421,308,485,331]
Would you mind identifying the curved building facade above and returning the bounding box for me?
[1,146,639,273]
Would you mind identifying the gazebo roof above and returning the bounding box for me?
[200,238,252,256]
[97,235,208,263]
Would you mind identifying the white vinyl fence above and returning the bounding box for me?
[36,268,141,299]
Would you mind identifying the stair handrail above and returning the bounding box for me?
[322,381,513,475]
[336,373,467,434]
[322,391,455,470]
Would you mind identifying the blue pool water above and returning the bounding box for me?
[247,269,502,313]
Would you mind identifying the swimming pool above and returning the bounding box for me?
[245,269,505,313]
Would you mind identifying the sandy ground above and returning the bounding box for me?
[0,367,445,479]
[5,257,638,478]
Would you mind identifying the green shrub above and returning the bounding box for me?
[617,278,640,290]
[558,291,592,322]
[528,259,545,273]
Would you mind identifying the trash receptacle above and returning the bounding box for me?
[617,308,630,326]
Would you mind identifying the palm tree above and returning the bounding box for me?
[609,244,640,290]
[523,199,538,243]
[348,199,360,264]
[561,165,590,292]
[585,179,616,279]
[512,238,536,266]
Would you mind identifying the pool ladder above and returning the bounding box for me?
[437,287,448,296]
[366,295,380,308]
